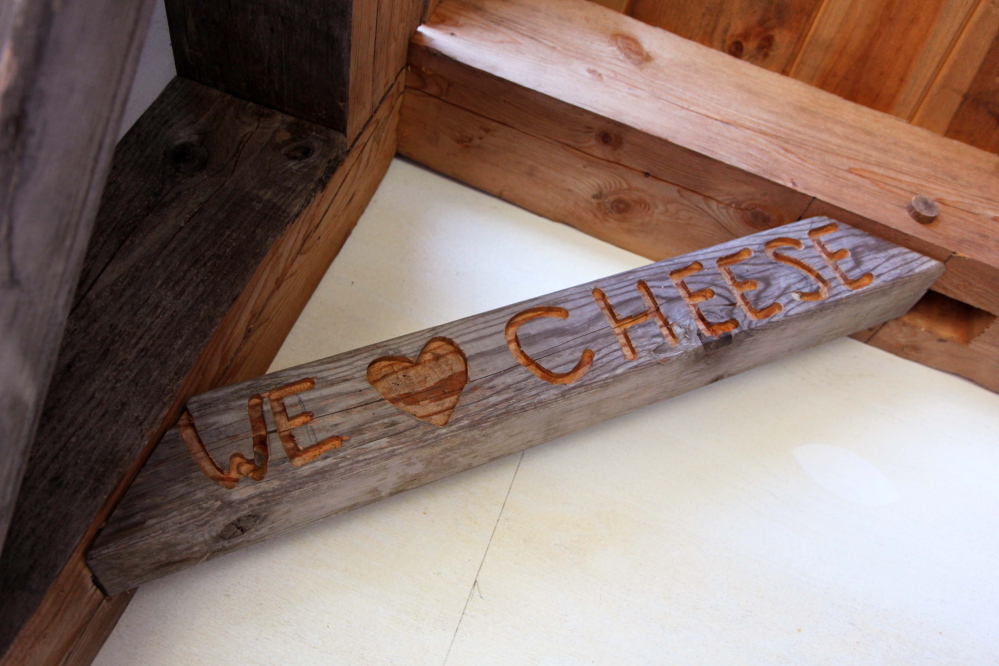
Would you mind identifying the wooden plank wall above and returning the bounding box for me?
[613,0,999,154]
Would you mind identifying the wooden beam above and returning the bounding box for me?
[0,74,403,665]
[0,0,154,562]
[406,0,998,271]
[166,0,423,141]
[88,218,941,592]
[399,0,999,390]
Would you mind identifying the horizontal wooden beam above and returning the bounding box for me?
[409,0,998,268]
[0,74,403,665]
[88,218,942,593]
[399,0,999,391]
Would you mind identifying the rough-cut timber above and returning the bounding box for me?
[402,0,999,391]
[166,0,423,141]
[408,0,999,271]
[0,0,153,561]
[0,74,403,664]
[89,218,943,593]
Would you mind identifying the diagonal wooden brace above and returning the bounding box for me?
[88,218,942,593]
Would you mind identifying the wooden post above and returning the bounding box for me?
[88,218,942,593]
[0,0,154,558]
[165,0,425,141]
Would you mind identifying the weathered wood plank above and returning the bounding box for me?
[0,74,404,666]
[0,77,347,658]
[89,218,942,593]
[0,0,153,561]
[628,0,824,74]
[410,0,999,271]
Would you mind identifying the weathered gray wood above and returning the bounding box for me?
[0,0,153,575]
[165,0,423,141]
[89,218,943,593]
[0,77,347,656]
[166,0,352,132]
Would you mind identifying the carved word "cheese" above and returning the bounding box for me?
[181,222,873,488]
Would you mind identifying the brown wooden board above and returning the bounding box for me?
[88,218,942,593]
[410,0,999,271]
[0,0,154,560]
[0,76,348,659]
[403,45,814,247]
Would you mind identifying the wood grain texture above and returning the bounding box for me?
[0,0,153,562]
[165,0,353,133]
[788,0,978,119]
[88,219,943,593]
[800,198,999,317]
[629,0,824,73]
[405,44,813,232]
[866,308,999,393]
[400,89,785,259]
[0,77,346,658]
[167,0,421,143]
[941,24,999,153]
[0,74,403,666]
[410,0,999,271]
[911,0,999,138]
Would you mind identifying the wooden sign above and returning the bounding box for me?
[88,218,942,592]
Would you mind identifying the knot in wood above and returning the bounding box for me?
[219,514,260,541]
[282,137,317,161]
[727,40,745,58]
[167,141,208,175]
[613,33,652,67]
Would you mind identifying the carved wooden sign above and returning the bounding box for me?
[88,218,942,592]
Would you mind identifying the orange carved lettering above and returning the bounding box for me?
[764,237,830,302]
[592,280,677,361]
[808,223,874,290]
[268,378,346,466]
[716,248,782,320]
[505,306,595,384]
[669,262,738,337]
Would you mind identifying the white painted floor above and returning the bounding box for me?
[94,159,999,665]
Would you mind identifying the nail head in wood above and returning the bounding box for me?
[907,195,939,224]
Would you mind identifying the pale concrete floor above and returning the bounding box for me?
[94,158,999,665]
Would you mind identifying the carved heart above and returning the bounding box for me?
[366,337,468,427]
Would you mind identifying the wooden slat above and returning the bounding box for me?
[0,0,153,561]
[88,218,942,592]
[628,0,824,74]
[788,0,978,119]
[412,0,999,269]
[911,0,999,137]
[0,75,402,664]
